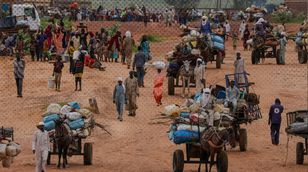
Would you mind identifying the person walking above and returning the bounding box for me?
[268,98,284,145]
[68,41,75,74]
[125,71,139,116]
[243,25,250,51]
[123,31,135,69]
[14,54,25,98]
[194,58,205,93]
[278,32,287,65]
[133,46,147,87]
[113,77,127,121]
[53,56,64,92]
[140,35,151,61]
[234,52,246,84]
[153,69,165,106]
[30,35,37,61]
[73,52,85,91]
[224,21,231,40]
[32,122,50,172]
[36,30,46,61]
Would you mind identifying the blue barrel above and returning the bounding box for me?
[44,121,56,131]
[212,35,224,44]
[43,114,60,123]
[68,101,81,109]
[68,118,85,130]
[213,42,224,50]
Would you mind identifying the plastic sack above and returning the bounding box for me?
[77,109,93,119]
[153,61,166,69]
[2,156,12,168]
[66,112,82,121]
[60,105,73,115]
[173,130,199,144]
[44,120,56,131]
[8,142,21,156]
[213,42,224,50]
[68,118,85,130]
[163,104,181,117]
[43,114,60,123]
[73,50,80,60]
[211,35,224,44]
[177,124,206,133]
[68,102,81,110]
[0,144,6,158]
[6,145,17,157]
[44,103,61,116]
[77,128,90,138]
[189,103,200,113]
[180,112,190,118]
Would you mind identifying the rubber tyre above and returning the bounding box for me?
[173,149,184,172]
[47,152,51,165]
[217,150,228,172]
[296,142,304,165]
[84,143,93,165]
[298,50,308,64]
[239,129,248,152]
[216,52,222,69]
[251,50,258,65]
[276,49,281,64]
[168,77,175,95]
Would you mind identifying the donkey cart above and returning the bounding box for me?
[0,126,14,142]
[251,36,280,65]
[47,137,93,166]
[173,143,228,172]
[285,110,308,165]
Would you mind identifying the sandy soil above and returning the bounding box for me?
[0,21,307,172]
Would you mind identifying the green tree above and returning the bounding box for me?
[164,0,200,9]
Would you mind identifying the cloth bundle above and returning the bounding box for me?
[0,141,21,168]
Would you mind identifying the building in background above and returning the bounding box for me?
[285,0,308,13]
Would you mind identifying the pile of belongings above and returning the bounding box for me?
[0,141,21,168]
[273,3,292,14]
[43,101,94,139]
[165,98,234,145]
[295,32,308,46]
[245,5,267,14]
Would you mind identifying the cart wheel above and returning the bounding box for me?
[173,149,184,172]
[298,50,308,64]
[276,49,281,65]
[168,77,175,95]
[47,152,51,165]
[216,52,222,69]
[216,150,228,172]
[84,143,93,165]
[251,50,259,65]
[296,142,304,165]
[239,129,248,152]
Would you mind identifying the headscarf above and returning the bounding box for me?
[125,31,131,38]
[201,88,212,108]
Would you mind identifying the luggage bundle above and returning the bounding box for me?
[0,141,21,168]
[43,102,94,139]
[211,34,225,50]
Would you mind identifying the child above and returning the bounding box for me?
[16,35,24,55]
[68,41,75,74]
[232,33,239,50]
[43,39,49,61]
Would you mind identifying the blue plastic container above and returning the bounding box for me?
[173,130,199,144]
[212,35,224,44]
[43,114,60,123]
[44,121,56,131]
[68,101,81,110]
[68,118,85,130]
[180,112,190,118]
[213,42,224,50]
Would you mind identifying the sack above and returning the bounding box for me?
[0,144,6,158]
[177,124,206,133]
[6,145,17,157]
[44,120,56,131]
[43,114,60,123]
[77,128,90,138]
[44,103,61,116]
[164,104,181,117]
[211,35,224,44]
[2,156,12,168]
[213,42,224,50]
[189,103,200,113]
[77,109,93,119]
[60,105,73,115]
[153,61,166,69]
[68,101,81,110]
[73,50,80,60]
[8,142,21,156]
[180,112,190,118]
[173,130,199,144]
[68,118,85,130]
[66,112,82,121]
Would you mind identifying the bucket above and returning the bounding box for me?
[62,54,69,62]
[48,76,55,89]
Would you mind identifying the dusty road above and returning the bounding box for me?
[0,22,307,172]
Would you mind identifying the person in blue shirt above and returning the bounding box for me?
[268,98,284,145]
[140,35,150,61]
[200,16,211,35]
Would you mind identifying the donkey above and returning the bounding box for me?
[178,60,194,98]
[54,119,72,168]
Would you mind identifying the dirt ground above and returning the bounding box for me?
[0,21,307,172]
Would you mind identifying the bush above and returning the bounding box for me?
[140,34,165,43]
[272,11,292,23]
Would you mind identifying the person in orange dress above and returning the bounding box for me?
[153,69,165,106]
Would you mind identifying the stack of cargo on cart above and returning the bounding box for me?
[0,127,21,168]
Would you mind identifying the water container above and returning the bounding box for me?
[48,76,55,89]
[213,42,224,50]
[68,118,85,130]
[44,120,56,131]
[43,114,60,123]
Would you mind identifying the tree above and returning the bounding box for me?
[164,0,201,9]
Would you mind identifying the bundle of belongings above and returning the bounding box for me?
[286,111,308,134]
[43,101,94,139]
[0,140,21,168]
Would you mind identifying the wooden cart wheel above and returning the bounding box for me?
[173,149,184,172]
[216,51,222,69]
[296,142,304,165]
[298,50,308,64]
[276,49,281,65]
[168,77,175,95]
[47,152,51,165]
[239,129,248,152]
[216,150,228,172]
[84,143,93,165]
[251,50,259,65]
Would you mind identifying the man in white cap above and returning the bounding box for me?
[32,122,50,172]
[194,58,205,93]
[113,77,127,121]
[234,52,246,84]
[123,31,135,69]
